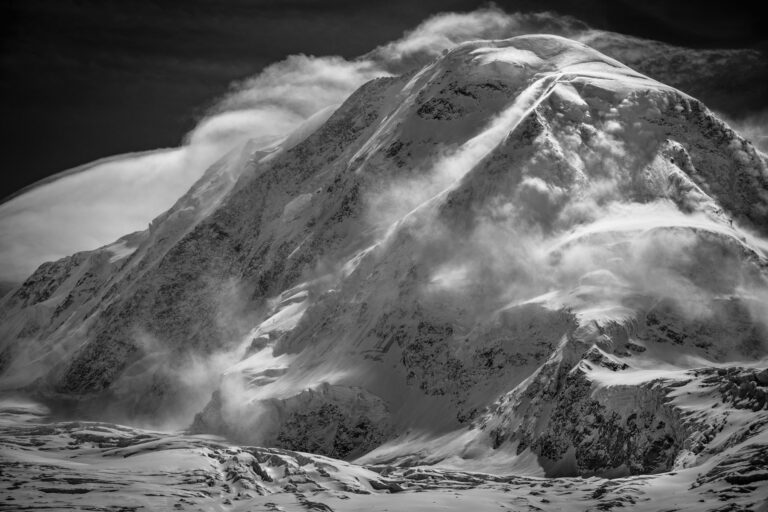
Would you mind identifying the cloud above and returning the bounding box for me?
[414,181,767,329]
[716,109,768,154]
[367,7,586,72]
[0,149,199,282]
[362,69,768,336]
[187,55,385,154]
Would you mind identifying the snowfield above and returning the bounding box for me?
[1,397,766,511]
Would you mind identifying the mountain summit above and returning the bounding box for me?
[1,34,767,509]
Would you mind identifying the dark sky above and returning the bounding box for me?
[1,0,765,199]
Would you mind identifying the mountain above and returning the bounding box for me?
[4,10,767,287]
[578,31,768,119]
[1,34,767,510]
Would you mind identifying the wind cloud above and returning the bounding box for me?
[0,149,193,282]
[187,55,385,155]
[716,109,768,154]
[368,7,585,72]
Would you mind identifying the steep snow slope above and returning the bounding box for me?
[1,34,767,498]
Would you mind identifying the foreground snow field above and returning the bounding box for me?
[1,398,766,511]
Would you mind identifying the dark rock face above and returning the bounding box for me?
[640,297,768,360]
[193,384,390,461]
[704,367,768,412]
[530,369,687,476]
[480,332,768,478]
[276,402,386,459]
[392,304,575,421]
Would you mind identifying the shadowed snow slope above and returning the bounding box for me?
[1,34,768,508]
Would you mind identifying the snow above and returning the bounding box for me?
[1,401,765,511]
[471,46,544,67]
[105,239,137,263]
[281,193,313,221]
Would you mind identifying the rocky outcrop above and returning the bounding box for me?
[527,367,690,477]
[274,385,391,459]
[479,331,768,478]
[193,383,391,460]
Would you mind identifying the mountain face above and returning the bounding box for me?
[1,33,768,505]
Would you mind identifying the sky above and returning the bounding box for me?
[1,0,766,200]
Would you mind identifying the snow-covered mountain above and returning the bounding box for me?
[3,8,766,287]
[1,34,767,510]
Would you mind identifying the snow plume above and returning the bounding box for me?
[188,55,384,157]
[401,179,768,331]
[190,7,585,177]
[110,329,239,430]
[157,277,260,429]
[717,109,768,154]
[368,7,586,72]
[369,108,768,336]
[0,149,195,283]
[94,277,259,430]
